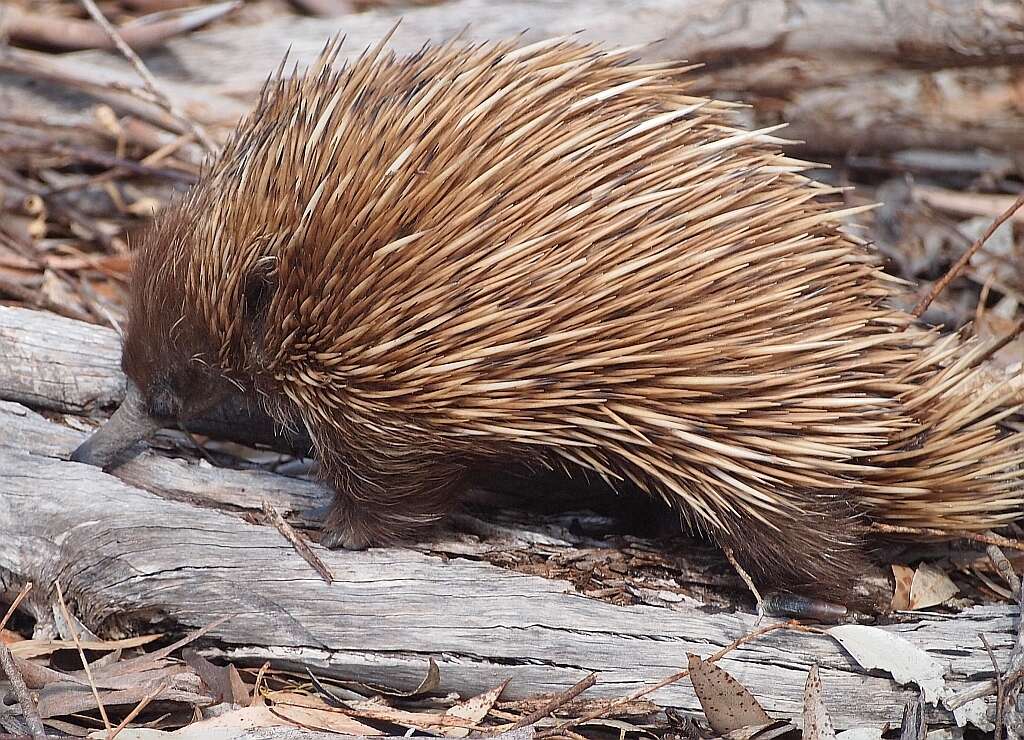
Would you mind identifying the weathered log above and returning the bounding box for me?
[0,307,1013,728]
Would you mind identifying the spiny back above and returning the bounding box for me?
[133,36,1023,588]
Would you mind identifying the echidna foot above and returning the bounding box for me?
[320,495,381,550]
[321,525,371,551]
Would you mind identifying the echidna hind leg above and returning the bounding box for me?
[711,498,869,599]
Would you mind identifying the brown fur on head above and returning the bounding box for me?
[72,35,1024,599]
[120,214,238,423]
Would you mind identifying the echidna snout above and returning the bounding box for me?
[71,36,1024,597]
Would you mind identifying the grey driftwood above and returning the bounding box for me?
[0,306,1014,730]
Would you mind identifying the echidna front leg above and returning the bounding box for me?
[318,454,469,550]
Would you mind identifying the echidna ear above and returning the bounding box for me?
[242,257,278,328]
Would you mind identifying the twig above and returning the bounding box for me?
[107,678,169,740]
[54,582,112,737]
[1000,586,1024,739]
[0,582,33,632]
[869,522,1024,551]
[506,673,597,731]
[973,317,1024,368]
[262,500,335,584]
[0,644,46,740]
[910,191,1024,320]
[723,546,765,617]
[123,0,197,11]
[986,532,1022,597]
[78,0,219,154]
[945,666,1024,711]
[982,634,1005,740]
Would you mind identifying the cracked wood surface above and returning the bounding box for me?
[0,307,1013,728]
[2,0,1023,155]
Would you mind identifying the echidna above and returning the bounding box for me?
[71,35,1024,595]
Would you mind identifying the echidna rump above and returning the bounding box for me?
[71,35,1024,595]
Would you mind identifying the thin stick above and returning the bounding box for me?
[0,644,47,740]
[910,191,1024,320]
[985,531,1021,597]
[723,546,765,617]
[972,317,1024,368]
[868,523,1024,551]
[981,634,1005,740]
[77,0,218,154]
[107,679,169,740]
[0,582,33,632]
[506,673,597,731]
[54,582,112,737]
[262,500,335,584]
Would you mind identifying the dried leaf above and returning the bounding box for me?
[183,649,251,705]
[802,664,835,740]
[827,626,946,704]
[890,565,914,611]
[191,695,381,735]
[908,564,958,610]
[45,252,134,276]
[913,186,1024,224]
[687,654,772,734]
[899,691,925,740]
[444,679,509,737]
